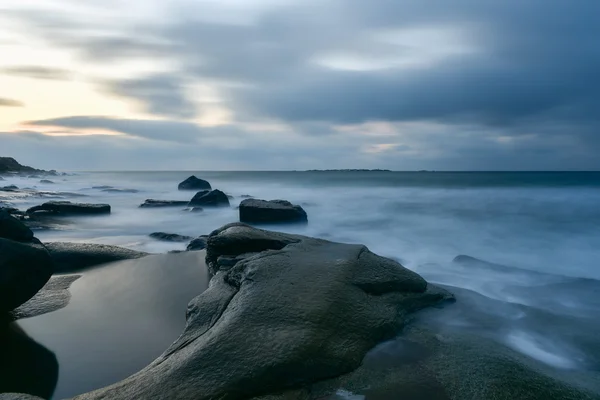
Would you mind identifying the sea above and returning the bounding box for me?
[2,171,600,398]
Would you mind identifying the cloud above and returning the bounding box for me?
[0,97,24,107]
[101,74,197,119]
[0,66,73,80]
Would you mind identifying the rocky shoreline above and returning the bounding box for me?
[2,163,600,399]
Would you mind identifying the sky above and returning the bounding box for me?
[0,0,599,171]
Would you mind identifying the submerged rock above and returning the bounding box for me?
[0,209,34,242]
[139,199,189,208]
[73,223,450,400]
[178,176,212,191]
[44,242,147,273]
[27,201,111,216]
[149,232,193,242]
[239,199,308,224]
[0,238,53,312]
[188,189,230,208]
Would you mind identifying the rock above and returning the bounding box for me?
[1,185,19,191]
[178,175,212,191]
[102,188,139,193]
[188,189,230,208]
[190,207,204,213]
[0,238,54,312]
[44,242,148,273]
[0,210,34,242]
[39,180,54,184]
[0,176,4,181]
[73,223,451,400]
[240,194,253,198]
[239,199,308,224]
[139,199,189,208]
[9,275,81,320]
[0,157,45,175]
[27,201,111,216]
[91,185,113,190]
[149,232,193,242]
[186,236,208,251]
[0,394,44,400]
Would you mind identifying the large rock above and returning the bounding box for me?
[188,189,230,208]
[0,209,34,242]
[0,238,53,312]
[139,199,189,208]
[44,242,147,273]
[27,201,111,216]
[178,175,212,191]
[73,223,451,400]
[239,199,308,224]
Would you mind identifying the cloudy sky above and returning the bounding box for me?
[0,0,598,170]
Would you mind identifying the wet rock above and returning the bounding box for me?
[186,236,208,251]
[27,201,111,216]
[0,238,53,312]
[91,186,113,190]
[149,232,193,242]
[9,275,81,320]
[39,180,54,184]
[178,176,212,191]
[73,223,450,400]
[239,199,308,225]
[0,209,34,242]
[1,185,19,191]
[139,199,189,208]
[44,242,148,273]
[188,189,230,208]
[102,188,139,193]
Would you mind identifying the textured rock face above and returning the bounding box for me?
[0,238,54,312]
[139,199,189,208]
[27,201,111,216]
[188,189,230,208]
[239,199,308,224]
[0,210,34,242]
[178,176,212,191]
[44,242,147,273]
[73,223,451,400]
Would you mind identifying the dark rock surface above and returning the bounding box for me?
[188,189,230,208]
[186,236,208,251]
[27,201,111,216]
[72,223,450,400]
[101,188,139,193]
[149,232,193,242]
[139,199,189,208]
[0,209,34,242]
[1,185,19,191]
[44,242,147,273]
[0,238,54,312]
[9,275,81,321]
[239,199,308,224]
[178,176,212,191]
[39,180,54,184]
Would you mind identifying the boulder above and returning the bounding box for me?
[27,201,111,216]
[139,199,189,208]
[0,238,54,312]
[178,176,212,191]
[186,236,208,251]
[44,242,147,273]
[188,189,230,208]
[73,223,451,400]
[1,185,19,191]
[239,199,308,224]
[0,210,34,242]
[149,232,193,242]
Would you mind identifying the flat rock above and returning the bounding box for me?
[178,175,212,191]
[0,209,34,242]
[0,238,53,312]
[239,199,308,224]
[188,189,230,208]
[44,242,148,273]
[27,201,111,216]
[8,274,81,320]
[139,199,189,208]
[73,223,451,400]
[149,232,193,242]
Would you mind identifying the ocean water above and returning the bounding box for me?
[3,171,600,398]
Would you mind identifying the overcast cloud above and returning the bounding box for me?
[1,0,598,170]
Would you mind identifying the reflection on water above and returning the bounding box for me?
[0,324,58,399]
[15,251,210,399]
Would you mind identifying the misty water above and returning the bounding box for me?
[2,171,600,398]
